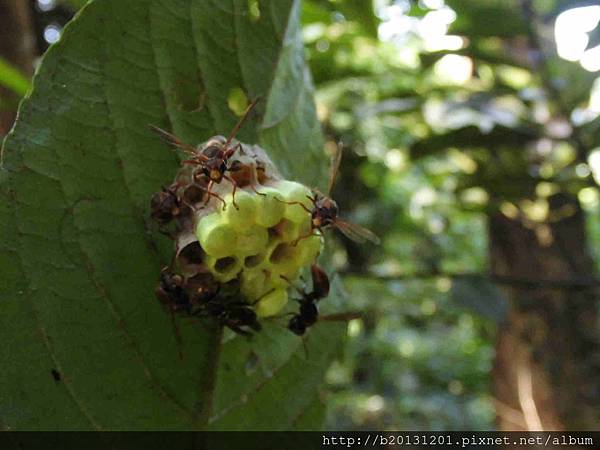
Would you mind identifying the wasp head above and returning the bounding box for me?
[203,159,227,182]
[312,196,339,228]
[155,268,189,311]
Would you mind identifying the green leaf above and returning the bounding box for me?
[446,0,528,38]
[0,0,344,430]
[0,57,31,97]
[337,0,378,38]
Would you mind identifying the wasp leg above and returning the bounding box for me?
[275,197,314,214]
[249,183,266,196]
[182,158,203,166]
[235,142,244,156]
[279,274,307,297]
[223,174,239,210]
[200,180,227,210]
[180,198,200,213]
[248,164,267,196]
[224,142,244,159]
[291,231,319,247]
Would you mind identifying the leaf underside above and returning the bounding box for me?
[0,0,344,430]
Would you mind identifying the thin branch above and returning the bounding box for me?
[341,270,600,289]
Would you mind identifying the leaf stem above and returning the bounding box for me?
[193,322,223,430]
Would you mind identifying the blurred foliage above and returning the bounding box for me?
[0,57,31,97]
[326,277,496,430]
[302,0,600,430]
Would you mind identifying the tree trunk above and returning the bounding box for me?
[0,0,36,135]
[490,193,600,430]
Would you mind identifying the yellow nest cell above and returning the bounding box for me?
[224,190,256,231]
[275,180,314,223]
[237,225,269,256]
[296,233,323,266]
[240,267,269,299]
[194,180,322,318]
[254,289,288,318]
[205,255,243,282]
[254,187,286,228]
[196,213,238,259]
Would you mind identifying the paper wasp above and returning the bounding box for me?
[150,98,260,210]
[283,264,330,336]
[286,145,380,245]
[155,267,261,339]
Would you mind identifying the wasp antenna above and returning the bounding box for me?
[149,124,198,155]
[279,274,305,297]
[326,142,343,196]
[225,97,261,146]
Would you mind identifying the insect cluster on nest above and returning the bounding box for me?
[150,100,378,339]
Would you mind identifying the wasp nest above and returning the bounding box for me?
[152,135,323,332]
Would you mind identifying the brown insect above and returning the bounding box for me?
[154,267,192,358]
[150,183,184,227]
[150,98,260,210]
[155,266,260,339]
[155,267,191,313]
[287,145,380,245]
[283,264,330,336]
[199,296,262,337]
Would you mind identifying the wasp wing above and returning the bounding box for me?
[334,219,380,244]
